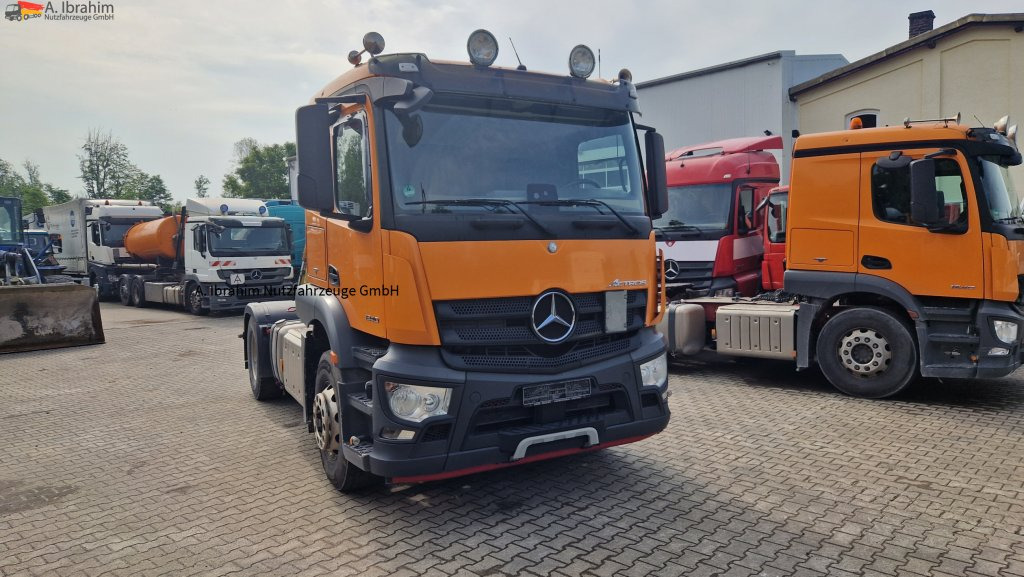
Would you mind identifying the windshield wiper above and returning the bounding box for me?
[406,199,554,236]
[993,216,1024,224]
[521,199,639,236]
[657,220,702,233]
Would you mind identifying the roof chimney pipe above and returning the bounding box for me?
[909,10,936,38]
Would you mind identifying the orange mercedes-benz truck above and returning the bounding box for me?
[243,32,671,491]
[661,115,1022,399]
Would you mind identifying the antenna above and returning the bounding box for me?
[508,37,526,71]
[973,114,985,127]
[598,48,602,78]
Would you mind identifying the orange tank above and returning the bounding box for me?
[124,215,183,261]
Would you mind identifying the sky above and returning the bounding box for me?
[1,0,1021,202]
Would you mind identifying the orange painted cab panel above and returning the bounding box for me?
[785,152,860,274]
[988,234,1024,302]
[305,213,327,282]
[856,149,984,299]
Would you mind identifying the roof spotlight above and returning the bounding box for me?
[568,45,595,79]
[347,32,385,66]
[467,29,499,67]
[994,115,1009,135]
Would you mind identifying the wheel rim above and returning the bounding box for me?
[838,328,892,377]
[120,280,130,303]
[312,384,340,452]
[189,286,202,311]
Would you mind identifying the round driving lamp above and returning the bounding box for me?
[568,45,596,79]
[467,29,499,67]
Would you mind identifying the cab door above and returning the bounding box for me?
[325,106,385,337]
[857,149,984,298]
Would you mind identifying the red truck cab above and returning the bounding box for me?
[655,135,782,301]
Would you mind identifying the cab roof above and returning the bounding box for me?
[794,123,972,152]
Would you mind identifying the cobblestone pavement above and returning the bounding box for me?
[2,303,1024,576]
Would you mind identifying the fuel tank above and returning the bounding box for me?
[124,215,182,261]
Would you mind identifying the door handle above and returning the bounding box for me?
[861,255,892,270]
[327,265,340,286]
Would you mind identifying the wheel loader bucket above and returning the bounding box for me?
[0,283,105,353]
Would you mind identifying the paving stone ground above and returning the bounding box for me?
[2,302,1024,576]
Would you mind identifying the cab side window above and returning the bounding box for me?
[737,187,754,233]
[334,113,371,218]
[871,157,966,226]
[90,223,101,245]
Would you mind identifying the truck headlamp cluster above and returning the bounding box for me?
[639,354,668,390]
[568,44,595,79]
[993,319,1018,345]
[384,381,452,423]
[467,29,499,67]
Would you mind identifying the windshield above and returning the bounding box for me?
[978,156,1022,222]
[653,183,733,232]
[100,223,139,248]
[24,233,48,253]
[0,200,23,244]
[207,225,290,257]
[385,94,645,216]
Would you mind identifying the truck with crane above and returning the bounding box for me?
[115,198,293,314]
[655,136,782,302]
[241,31,672,491]
[659,115,1022,399]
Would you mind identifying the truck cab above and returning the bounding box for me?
[5,4,20,20]
[244,32,671,491]
[655,136,782,301]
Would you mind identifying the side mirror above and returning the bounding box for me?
[295,104,336,212]
[645,131,669,218]
[195,227,207,254]
[910,158,941,226]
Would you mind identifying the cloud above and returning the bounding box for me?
[1,0,1021,200]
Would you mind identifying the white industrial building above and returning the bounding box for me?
[636,51,849,182]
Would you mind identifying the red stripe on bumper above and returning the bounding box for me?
[390,434,653,485]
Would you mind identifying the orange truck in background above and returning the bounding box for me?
[242,31,672,491]
[661,116,1022,399]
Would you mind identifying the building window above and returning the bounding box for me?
[846,109,879,130]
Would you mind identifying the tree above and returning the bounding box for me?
[79,129,132,199]
[46,185,72,205]
[0,158,68,214]
[0,158,25,199]
[194,174,210,198]
[222,139,296,199]
[141,174,174,213]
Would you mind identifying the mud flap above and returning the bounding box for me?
[0,284,105,353]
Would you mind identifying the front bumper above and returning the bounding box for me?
[920,300,1024,379]
[350,327,670,481]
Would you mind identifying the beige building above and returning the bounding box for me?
[791,12,1024,182]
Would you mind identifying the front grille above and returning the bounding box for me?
[664,260,713,286]
[434,291,646,371]
[216,267,292,282]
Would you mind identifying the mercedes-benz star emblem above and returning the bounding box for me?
[531,291,576,343]
[664,259,681,281]
[250,269,263,281]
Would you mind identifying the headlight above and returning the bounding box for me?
[640,354,668,389]
[568,44,596,79]
[993,319,1018,344]
[714,288,736,297]
[384,382,452,422]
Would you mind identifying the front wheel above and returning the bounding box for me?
[184,282,209,316]
[119,276,135,306]
[313,351,380,492]
[816,307,917,398]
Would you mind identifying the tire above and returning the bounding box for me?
[815,307,917,399]
[313,351,380,492]
[119,276,135,306]
[247,322,282,401]
[184,282,209,316]
[43,274,77,285]
[131,276,147,308]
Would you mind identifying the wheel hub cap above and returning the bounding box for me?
[839,328,892,377]
[312,388,340,452]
